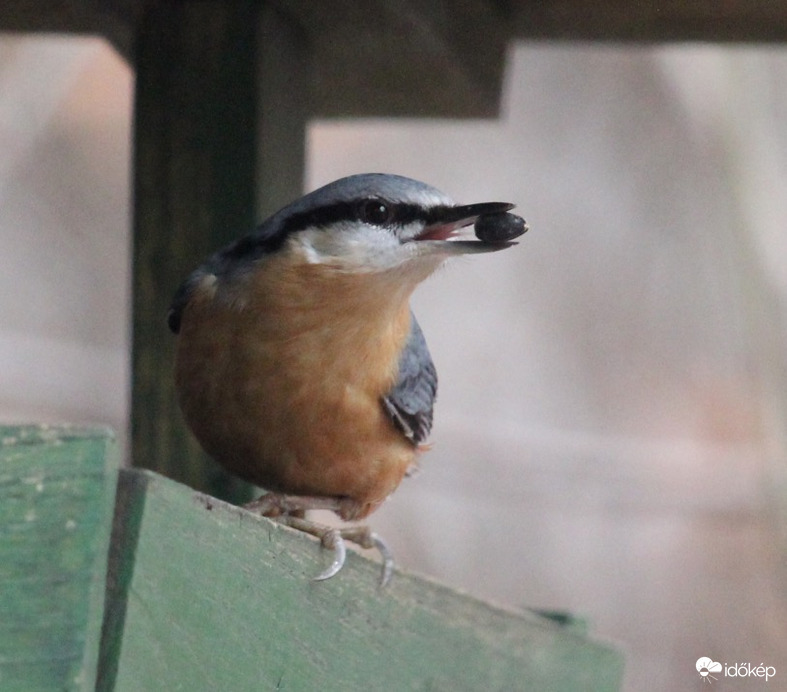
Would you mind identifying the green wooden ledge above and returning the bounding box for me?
[0,425,118,691]
[1,425,624,690]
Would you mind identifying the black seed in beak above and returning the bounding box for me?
[474,212,528,243]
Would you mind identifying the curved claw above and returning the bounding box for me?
[370,532,395,588]
[313,529,347,582]
[263,511,393,585]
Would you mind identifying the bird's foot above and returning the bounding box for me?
[281,516,395,587]
[243,492,350,517]
[243,492,394,586]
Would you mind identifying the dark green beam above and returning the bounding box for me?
[131,1,307,502]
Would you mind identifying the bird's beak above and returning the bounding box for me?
[413,202,517,254]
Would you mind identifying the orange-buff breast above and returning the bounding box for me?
[174,254,419,519]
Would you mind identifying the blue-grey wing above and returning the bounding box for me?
[382,314,437,446]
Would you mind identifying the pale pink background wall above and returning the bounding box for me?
[2,35,786,690]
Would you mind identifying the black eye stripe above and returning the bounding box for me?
[202,199,458,284]
[280,200,454,235]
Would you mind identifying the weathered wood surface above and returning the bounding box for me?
[98,468,624,691]
[0,424,622,689]
[0,425,117,692]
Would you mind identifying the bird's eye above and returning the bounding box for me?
[357,199,394,227]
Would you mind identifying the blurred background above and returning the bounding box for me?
[1,34,786,690]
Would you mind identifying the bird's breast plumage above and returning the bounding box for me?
[174,249,424,518]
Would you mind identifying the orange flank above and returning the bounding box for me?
[175,249,431,520]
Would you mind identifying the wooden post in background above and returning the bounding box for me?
[131,1,308,502]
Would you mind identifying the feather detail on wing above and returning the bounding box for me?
[382,313,437,446]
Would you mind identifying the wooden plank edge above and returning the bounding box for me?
[99,467,625,690]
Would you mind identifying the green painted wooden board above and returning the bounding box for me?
[0,425,117,691]
[99,469,624,691]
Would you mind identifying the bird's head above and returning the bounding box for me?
[169,173,522,332]
[267,173,517,275]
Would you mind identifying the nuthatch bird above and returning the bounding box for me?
[168,173,526,585]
